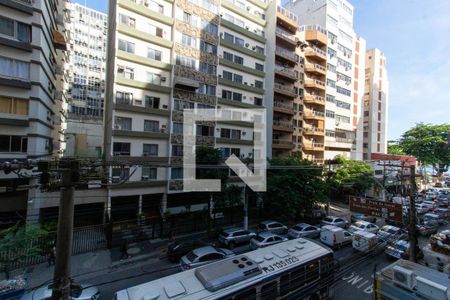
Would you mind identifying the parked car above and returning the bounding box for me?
[423,213,446,225]
[304,207,327,224]
[320,216,349,228]
[415,203,429,214]
[377,225,407,243]
[180,246,234,271]
[416,222,439,236]
[348,221,379,234]
[351,212,377,224]
[250,232,288,250]
[288,223,320,239]
[218,227,256,249]
[21,284,100,300]
[352,231,379,253]
[422,200,438,210]
[385,240,423,260]
[167,239,210,262]
[257,220,288,235]
[433,207,449,219]
[320,225,353,248]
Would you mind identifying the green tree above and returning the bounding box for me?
[0,223,49,278]
[387,140,405,155]
[398,123,450,176]
[327,155,374,200]
[265,155,328,221]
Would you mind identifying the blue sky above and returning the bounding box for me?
[75,0,450,140]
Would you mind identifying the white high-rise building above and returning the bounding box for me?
[285,0,358,160]
[363,48,388,159]
[65,3,107,158]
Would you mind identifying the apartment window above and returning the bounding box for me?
[222,89,232,99]
[234,55,244,65]
[377,133,381,142]
[221,128,241,139]
[0,57,30,80]
[327,79,336,88]
[233,74,243,83]
[255,63,264,71]
[223,51,233,61]
[254,97,262,106]
[118,39,135,53]
[196,125,214,136]
[146,0,164,13]
[118,14,135,27]
[325,130,335,137]
[364,111,369,117]
[327,14,338,27]
[363,132,368,138]
[111,167,129,180]
[174,99,194,110]
[199,62,216,75]
[145,96,160,109]
[172,145,183,156]
[223,70,233,81]
[224,32,234,43]
[171,168,183,179]
[232,92,242,102]
[363,143,368,149]
[326,94,335,103]
[220,147,240,158]
[176,55,196,68]
[146,72,161,84]
[0,97,28,115]
[234,37,244,47]
[0,135,27,153]
[180,33,196,48]
[113,142,130,156]
[378,91,382,100]
[116,91,133,104]
[328,48,337,58]
[147,24,163,37]
[336,86,351,96]
[327,63,336,73]
[336,114,351,124]
[339,29,353,43]
[147,48,162,61]
[173,122,183,134]
[0,16,31,43]
[326,110,335,118]
[115,117,132,130]
[198,83,216,96]
[378,112,381,121]
[124,67,134,79]
[201,20,218,34]
[200,41,217,54]
[377,123,381,131]
[143,144,158,156]
[144,120,160,132]
[142,167,157,180]
[378,102,382,110]
[336,100,351,110]
[255,46,264,55]
[255,80,263,89]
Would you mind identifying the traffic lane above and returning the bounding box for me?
[332,253,392,300]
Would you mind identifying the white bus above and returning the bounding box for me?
[115,238,334,300]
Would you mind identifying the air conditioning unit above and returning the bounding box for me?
[218,74,222,78]
[142,175,149,181]
[245,26,249,30]
[246,6,251,11]
[244,82,248,85]
[250,84,254,87]
[114,124,120,129]
[161,77,167,82]
[117,66,124,72]
[112,176,121,183]
[252,46,256,50]
[393,266,416,290]
[415,276,448,300]
[245,43,249,47]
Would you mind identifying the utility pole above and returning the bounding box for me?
[52,161,78,300]
[243,185,248,230]
[408,165,417,263]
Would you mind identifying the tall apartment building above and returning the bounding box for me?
[285,0,359,160]
[351,36,366,160]
[363,48,388,159]
[105,0,267,220]
[0,0,70,225]
[65,3,107,158]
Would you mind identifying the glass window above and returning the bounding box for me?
[171,168,183,179]
[144,120,160,132]
[172,145,183,156]
[124,67,134,79]
[142,167,157,180]
[200,41,217,54]
[145,96,160,108]
[232,92,242,102]
[113,142,131,155]
[147,48,162,61]
[234,37,244,47]
[143,144,158,156]
[224,32,234,43]
[233,74,242,83]
[17,23,31,43]
[223,70,233,81]
[0,57,30,80]
[255,46,264,54]
[114,116,132,130]
[118,39,135,53]
[173,122,183,134]
[234,55,243,65]
[255,63,264,71]
[222,89,232,99]
[255,80,263,89]
[0,16,14,37]
[146,72,161,84]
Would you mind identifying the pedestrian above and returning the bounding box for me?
[120,240,129,260]
[47,245,56,267]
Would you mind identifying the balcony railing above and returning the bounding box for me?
[306,46,327,58]
[304,109,325,118]
[305,79,326,87]
[273,139,294,147]
[274,101,294,110]
[304,127,324,134]
[304,93,325,103]
[312,158,324,164]
[273,120,294,130]
[305,63,326,72]
[304,142,324,148]
[275,46,296,60]
[298,25,327,35]
[275,65,297,78]
[276,28,297,42]
[277,6,298,22]
[274,83,296,94]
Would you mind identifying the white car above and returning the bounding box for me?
[348,221,379,234]
[422,200,437,210]
[21,284,100,300]
[288,223,320,239]
[320,225,353,248]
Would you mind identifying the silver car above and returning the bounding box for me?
[288,223,320,239]
[250,232,288,250]
[218,227,256,249]
[21,284,99,300]
[258,220,288,235]
[320,216,349,228]
[180,246,234,271]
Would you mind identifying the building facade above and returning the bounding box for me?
[363,48,388,159]
[104,0,267,220]
[285,0,358,160]
[0,0,70,225]
[351,36,366,160]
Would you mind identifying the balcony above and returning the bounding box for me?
[303,93,325,105]
[304,78,326,90]
[114,100,170,116]
[303,126,324,136]
[305,63,326,76]
[305,46,327,62]
[299,25,328,46]
[272,139,295,150]
[274,83,297,98]
[276,6,297,32]
[274,65,297,81]
[303,109,325,120]
[312,158,324,165]
[275,46,297,64]
[273,120,294,132]
[273,101,294,115]
[52,29,67,51]
[303,142,324,151]
[276,28,297,47]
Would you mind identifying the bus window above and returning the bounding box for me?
[279,273,290,296]
[290,266,306,290]
[234,288,256,300]
[260,281,277,299]
[305,262,319,283]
